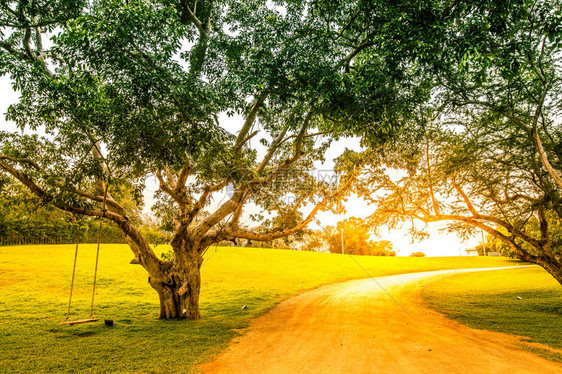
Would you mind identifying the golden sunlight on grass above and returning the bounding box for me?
[423,266,562,361]
[0,244,521,373]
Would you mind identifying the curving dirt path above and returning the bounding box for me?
[199,267,562,374]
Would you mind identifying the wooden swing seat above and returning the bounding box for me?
[60,318,99,326]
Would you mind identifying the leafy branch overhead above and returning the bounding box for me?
[358,0,562,285]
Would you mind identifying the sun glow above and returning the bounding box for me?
[312,194,481,257]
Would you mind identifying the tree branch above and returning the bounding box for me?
[412,212,540,262]
[220,167,357,242]
[179,0,208,37]
[0,155,42,171]
[156,169,177,197]
[228,191,247,226]
[192,189,243,242]
[425,137,440,215]
[532,122,562,191]
[344,39,374,72]
[176,159,192,188]
[210,151,374,245]
[164,166,177,189]
[234,91,269,151]
[1,153,126,215]
[279,130,332,147]
[451,179,479,216]
[0,40,31,60]
[256,126,289,174]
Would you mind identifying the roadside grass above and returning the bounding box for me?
[422,266,562,362]
[0,244,521,373]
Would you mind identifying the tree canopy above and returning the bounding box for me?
[356,0,562,285]
[0,0,453,319]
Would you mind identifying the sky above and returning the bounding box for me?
[0,75,482,256]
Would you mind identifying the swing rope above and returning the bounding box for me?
[89,184,108,318]
[64,223,81,321]
[61,183,108,325]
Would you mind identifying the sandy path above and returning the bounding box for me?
[199,267,562,374]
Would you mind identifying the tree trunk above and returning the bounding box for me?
[118,219,205,320]
[148,233,204,320]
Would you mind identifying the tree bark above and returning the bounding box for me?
[532,126,562,192]
[116,217,204,320]
[147,229,204,320]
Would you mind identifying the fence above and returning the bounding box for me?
[0,235,125,247]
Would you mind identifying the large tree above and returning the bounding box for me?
[0,0,442,318]
[361,118,562,284]
[355,0,562,285]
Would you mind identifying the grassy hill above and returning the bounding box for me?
[0,244,521,373]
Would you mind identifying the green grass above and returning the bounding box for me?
[422,266,562,361]
[0,244,521,373]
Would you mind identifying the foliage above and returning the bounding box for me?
[0,178,169,244]
[370,240,396,256]
[303,217,396,256]
[299,232,327,252]
[357,0,562,284]
[360,120,562,282]
[0,182,125,243]
[410,251,426,257]
[479,218,562,259]
[160,248,175,261]
[0,182,74,240]
[474,231,517,258]
[138,214,174,246]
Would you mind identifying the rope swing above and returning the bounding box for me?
[61,185,108,326]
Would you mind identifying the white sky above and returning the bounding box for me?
[0,75,481,256]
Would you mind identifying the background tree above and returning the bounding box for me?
[310,217,395,256]
[0,0,440,318]
[370,240,395,256]
[0,180,76,242]
[299,230,327,252]
[410,252,425,257]
[478,220,562,259]
[355,0,562,284]
[359,119,562,283]
[0,175,134,244]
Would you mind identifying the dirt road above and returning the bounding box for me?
[199,268,562,374]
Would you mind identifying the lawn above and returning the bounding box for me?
[422,266,562,362]
[0,244,521,373]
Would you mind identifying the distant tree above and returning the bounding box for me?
[139,215,173,247]
[479,220,562,259]
[360,121,562,284]
[370,240,396,257]
[0,181,74,241]
[300,232,327,252]
[473,241,514,257]
[326,217,368,255]
[320,217,395,256]
[410,252,426,257]
[0,175,157,244]
[483,236,517,258]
